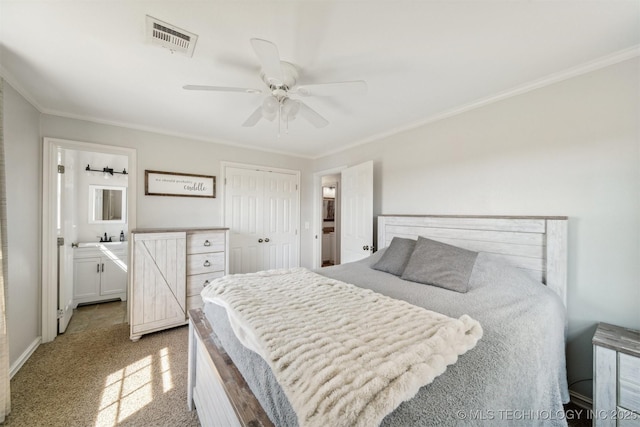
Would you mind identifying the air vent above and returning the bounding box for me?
[146,15,198,57]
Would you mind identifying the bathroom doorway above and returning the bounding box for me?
[42,138,137,343]
[321,177,340,267]
[312,167,344,269]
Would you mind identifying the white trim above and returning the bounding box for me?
[41,137,137,343]
[4,47,637,161]
[45,110,315,160]
[0,65,45,112]
[312,166,347,269]
[9,336,41,379]
[315,45,640,159]
[220,161,301,269]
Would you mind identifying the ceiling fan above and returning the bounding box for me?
[183,38,367,132]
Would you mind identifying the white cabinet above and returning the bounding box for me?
[130,228,228,341]
[593,323,640,427]
[73,243,127,307]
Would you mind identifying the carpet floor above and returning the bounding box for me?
[5,323,200,427]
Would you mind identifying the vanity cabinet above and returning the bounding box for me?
[130,228,228,341]
[73,243,128,307]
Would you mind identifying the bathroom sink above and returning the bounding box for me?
[77,241,127,248]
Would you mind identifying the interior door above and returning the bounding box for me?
[57,151,74,333]
[340,161,374,263]
[225,167,264,273]
[225,165,299,274]
[262,171,299,270]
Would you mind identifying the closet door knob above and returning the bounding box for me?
[97,264,100,273]
[203,240,211,247]
[362,245,369,251]
[264,238,270,243]
[203,260,211,267]
[258,239,263,243]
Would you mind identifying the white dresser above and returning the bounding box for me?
[593,323,640,427]
[73,242,128,307]
[129,227,228,341]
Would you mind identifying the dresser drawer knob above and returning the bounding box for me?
[203,240,211,247]
[203,280,210,288]
[203,260,211,267]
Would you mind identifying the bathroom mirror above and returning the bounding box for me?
[89,185,127,224]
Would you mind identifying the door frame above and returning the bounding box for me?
[312,166,347,269]
[220,161,301,268]
[41,137,137,343]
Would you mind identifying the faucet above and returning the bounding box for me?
[98,233,109,242]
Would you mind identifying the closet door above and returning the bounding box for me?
[262,171,298,270]
[225,166,299,274]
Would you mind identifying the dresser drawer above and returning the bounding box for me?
[187,231,225,254]
[187,271,225,296]
[619,353,640,413]
[187,252,225,276]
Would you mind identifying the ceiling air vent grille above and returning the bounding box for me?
[146,16,198,57]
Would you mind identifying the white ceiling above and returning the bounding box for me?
[1,1,639,158]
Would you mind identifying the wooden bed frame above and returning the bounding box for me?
[187,215,568,426]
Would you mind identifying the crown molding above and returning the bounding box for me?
[314,45,640,159]
[3,44,638,161]
[0,65,46,112]
[37,108,314,159]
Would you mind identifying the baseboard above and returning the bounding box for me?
[9,336,41,379]
[569,390,593,410]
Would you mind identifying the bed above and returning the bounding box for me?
[187,215,569,426]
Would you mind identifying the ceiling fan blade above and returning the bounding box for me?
[298,101,329,128]
[242,105,264,127]
[250,38,284,86]
[293,80,367,97]
[183,85,262,94]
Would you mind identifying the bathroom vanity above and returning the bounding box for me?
[72,241,128,307]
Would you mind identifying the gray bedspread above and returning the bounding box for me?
[203,250,569,426]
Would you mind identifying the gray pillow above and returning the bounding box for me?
[401,236,478,293]
[372,237,416,276]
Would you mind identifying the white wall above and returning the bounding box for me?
[314,57,640,398]
[70,150,129,242]
[3,83,42,367]
[39,115,316,266]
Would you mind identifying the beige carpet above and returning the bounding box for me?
[5,324,200,427]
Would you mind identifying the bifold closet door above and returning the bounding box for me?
[225,166,299,274]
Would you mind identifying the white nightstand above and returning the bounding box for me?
[592,322,640,427]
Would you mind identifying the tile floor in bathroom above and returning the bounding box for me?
[64,300,127,334]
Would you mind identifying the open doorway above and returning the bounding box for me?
[321,176,340,267]
[42,138,137,343]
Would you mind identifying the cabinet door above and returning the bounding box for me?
[101,255,127,296]
[74,257,101,299]
[131,232,186,335]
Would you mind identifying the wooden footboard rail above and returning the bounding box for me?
[188,308,274,427]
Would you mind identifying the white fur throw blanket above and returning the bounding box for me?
[202,268,483,427]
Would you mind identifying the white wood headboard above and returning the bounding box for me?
[377,215,568,306]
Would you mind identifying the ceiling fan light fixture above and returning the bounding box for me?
[282,98,300,119]
[262,96,279,114]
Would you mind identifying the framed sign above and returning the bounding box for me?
[145,170,216,198]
